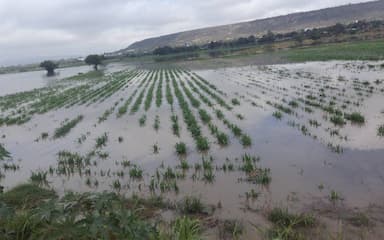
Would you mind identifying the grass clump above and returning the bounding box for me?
[268,207,316,240]
[0,186,161,239]
[231,98,240,106]
[198,109,211,124]
[344,112,365,124]
[129,165,143,179]
[175,142,187,155]
[0,144,10,160]
[153,115,160,131]
[172,216,201,240]
[95,133,108,148]
[53,115,83,139]
[216,132,229,146]
[0,183,56,208]
[139,115,147,126]
[330,115,345,126]
[196,137,209,152]
[178,196,204,215]
[241,134,252,147]
[378,124,384,137]
[30,171,48,185]
[273,111,282,119]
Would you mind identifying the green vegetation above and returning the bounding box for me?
[0,184,167,239]
[231,98,240,105]
[330,115,345,126]
[84,54,102,70]
[144,76,157,111]
[117,89,138,117]
[53,115,83,139]
[175,142,187,155]
[0,144,10,160]
[378,124,384,137]
[216,132,229,146]
[30,171,48,185]
[273,111,283,119]
[172,216,201,240]
[0,183,56,208]
[139,115,146,126]
[267,207,315,240]
[172,74,209,151]
[344,112,365,124]
[171,115,180,137]
[156,71,163,108]
[153,115,160,131]
[198,109,211,124]
[284,40,384,62]
[241,134,252,147]
[95,133,108,148]
[40,60,58,76]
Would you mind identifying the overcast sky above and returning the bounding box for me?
[0,0,373,66]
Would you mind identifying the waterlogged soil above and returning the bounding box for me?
[0,60,384,239]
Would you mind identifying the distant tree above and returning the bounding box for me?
[85,54,102,70]
[258,30,276,44]
[40,60,58,76]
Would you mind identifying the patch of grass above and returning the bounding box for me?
[53,115,83,139]
[178,196,204,215]
[173,216,201,240]
[0,144,10,160]
[30,171,48,186]
[268,207,316,240]
[241,134,252,147]
[129,165,143,179]
[198,109,211,124]
[231,98,240,105]
[219,220,244,239]
[378,124,384,137]
[139,114,147,126]
[153,115,160,131]
[216,132,229,146]
[273,111,282,119]
[196,137,209,152]
[175,142,187,155]
[95,133,108,148]
[283,40,384,62]
[344,112,365,124]
[330,115,345,126]
[0,183,56,208]
[153,143,160,154]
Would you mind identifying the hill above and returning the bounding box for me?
[114,0,384,54]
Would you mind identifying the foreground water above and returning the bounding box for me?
[0,61,383,234]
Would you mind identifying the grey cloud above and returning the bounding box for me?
[0,0,373,65]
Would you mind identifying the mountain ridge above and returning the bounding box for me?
[115,0,384,54]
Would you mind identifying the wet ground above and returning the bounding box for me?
[0,60,383,239]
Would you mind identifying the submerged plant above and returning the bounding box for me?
[53,115,83,139]
[173,216,201,240]
[241,134,252,147]
[30,171,48,185]
[377,124,384,137]
[175,142,187,155]
[344,112,365,124]
[139,115,147,126]
[95,133,108,148]
[272,111,282,119]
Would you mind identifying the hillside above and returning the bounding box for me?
[116,0,384,53]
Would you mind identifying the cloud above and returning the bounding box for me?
[0,0,373,65]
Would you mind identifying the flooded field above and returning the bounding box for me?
[0,60,383,239]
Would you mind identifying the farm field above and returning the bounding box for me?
[1,60,384,239]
